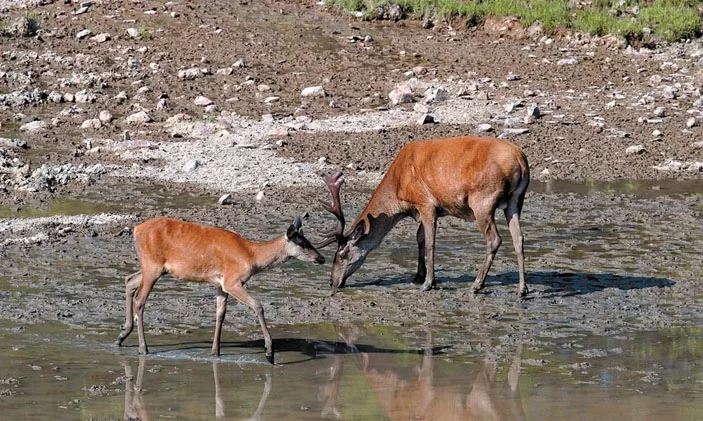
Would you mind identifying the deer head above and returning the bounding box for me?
[314,171,371,287]
[287,216,325,265]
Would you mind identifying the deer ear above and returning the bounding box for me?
[286,224,296,239]
[293,215,303,230]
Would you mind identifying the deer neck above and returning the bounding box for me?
[249,236,289,271]
[352,180,406,251]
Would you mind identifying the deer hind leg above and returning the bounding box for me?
[133,265,162,355]
[418,208,438,291]
[470,201,502,294]
[116,271,142,346]
[212,286,228,357]
[224,284,274,364]
[412,223,427,285]
[504,201,527,297]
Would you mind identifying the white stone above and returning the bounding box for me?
[625,144,646,155]
[125,111,151,124]
[183,160,201,172]
[80,118,102,130]
[19,120,47,132]
[76,29,92,39]
[301,86,326,98]
[127,27,140,38]
[99,110,113,123]
[194,96,213,106]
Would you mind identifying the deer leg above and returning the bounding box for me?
[471,207,501,294]
[504,203,527,297]
[419,209,438,291]
[212,286,228,357]
[133,266,161,355]
[412,223,427,284]
[116,271,142,346]
[225,285,274,364]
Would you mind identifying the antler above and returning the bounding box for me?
[314,170,345,248]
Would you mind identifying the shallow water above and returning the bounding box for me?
[1,180,702,419]
[1,321,702,420]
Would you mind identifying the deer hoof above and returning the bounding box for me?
[266,354,275,365]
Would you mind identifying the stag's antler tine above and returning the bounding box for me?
[314,170,347,248]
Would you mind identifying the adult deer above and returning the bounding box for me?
[315,135,529,296]
[115,216,324,364]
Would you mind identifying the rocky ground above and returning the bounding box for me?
[0,0,702,364]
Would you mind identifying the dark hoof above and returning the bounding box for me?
[266,354,275,365]
[411,276,424,285]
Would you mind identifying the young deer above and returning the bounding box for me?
[115,216,324,364]
[315,135,529,296]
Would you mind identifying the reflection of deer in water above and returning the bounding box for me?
[321,325,525,421]
[213,361,272,420]
[122,357,148,421]
[121,358,272,420]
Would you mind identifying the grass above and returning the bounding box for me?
[325,0,703,43]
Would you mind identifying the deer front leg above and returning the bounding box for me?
[419,209,438,291]
[412,223,427,285]
[116,271,141,346]
[212,287,228,356]
[226,285,274,364]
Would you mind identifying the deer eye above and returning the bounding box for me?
[339,248,349,260]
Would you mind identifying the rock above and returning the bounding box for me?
[204,104,217,113]
[0,138,28,149]
[80,118,102,130]
[417,114,434,125]
[91,33,111,43]
[661,86,677,99]
[217,194,234,205]
[127,27,140,38]
[526,103,541,119]
[686,117,697,128]
[423,87,448,104]
[652,129,662,138]
[413,103,429,113]
[194,96,213,106]
[216,68,233,76]
[412,66,427,75]
[476,123,493,133]
[6,15,40,37]
[99,110,113,123]
[19,120,47,132]
[692,141,703,149]
[48,91,63,103]
[264,96,280,103]
[255,190,265,201]
[389,84,414,105]
[506,72,521,81]
[557,57,578,66]
[178,68,208,80]
[76,29,92,39]
[625,145,646,155]
[653,107,666,117]
[74,90,96,104]
[504,100,522,113]
[125,111,151,124]
[301,86,326,98]
[183,160,201,172]
[233,58,246,68]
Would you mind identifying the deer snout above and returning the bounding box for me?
[314,254,325,264]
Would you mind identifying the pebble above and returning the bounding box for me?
[626,145,646,155]
[301,86,326,98]
[194,96,213,106]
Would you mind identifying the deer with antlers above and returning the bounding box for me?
[315,135,529,296]
[115,216,324,364]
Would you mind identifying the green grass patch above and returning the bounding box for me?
[325,0,703,43]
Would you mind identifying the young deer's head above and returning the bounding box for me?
[313,171,370,288]
[286,216,325,265]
